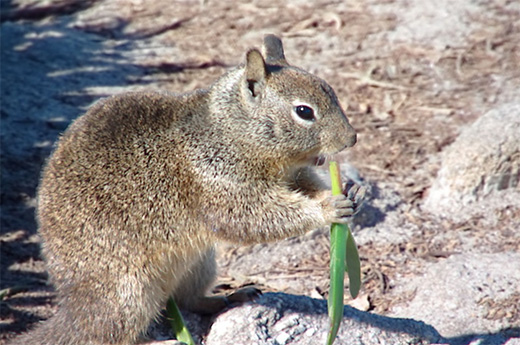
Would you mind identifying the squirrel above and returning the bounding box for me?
[10,34,363,345]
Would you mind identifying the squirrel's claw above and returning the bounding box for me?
[343,181,366,216]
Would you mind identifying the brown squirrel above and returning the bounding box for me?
[11,34,362,345]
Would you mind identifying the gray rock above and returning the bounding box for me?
[424,101,520,220]
[205,292,442,345]
[506,338,520,345]
[371,0,482,50]
[389,252,520,340]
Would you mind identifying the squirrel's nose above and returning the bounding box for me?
[344,123,357,148]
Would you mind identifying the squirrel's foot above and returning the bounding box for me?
[225,286,262,306]
[187,287,261,315]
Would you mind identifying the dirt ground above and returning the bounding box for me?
[1,0,520,344]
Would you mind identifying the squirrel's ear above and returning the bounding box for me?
[245,49,266,99]
[263,34,287,65]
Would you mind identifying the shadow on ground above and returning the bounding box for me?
[1,2,155,337]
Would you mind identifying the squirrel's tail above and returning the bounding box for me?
[9,303,146,345]
[9,309,89,345]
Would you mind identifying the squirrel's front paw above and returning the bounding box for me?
[322,194,355,224]
[321,181,366,224]
[343,181,366,216]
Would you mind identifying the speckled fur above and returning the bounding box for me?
[11,35,357,345]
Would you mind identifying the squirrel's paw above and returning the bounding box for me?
[226,286,262,306]
[322,181,366,224]
[343,181,366,216]
[322,194,355,224]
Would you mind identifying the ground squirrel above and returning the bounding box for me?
[11,34,362,345]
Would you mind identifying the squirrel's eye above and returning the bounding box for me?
[294,105,315,122]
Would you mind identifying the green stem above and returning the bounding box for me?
[166,297,196,345]
[327,161,347,345]
[326,161,362,345]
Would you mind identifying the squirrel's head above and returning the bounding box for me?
[235,34,357,167]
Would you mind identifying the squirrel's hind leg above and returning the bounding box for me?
[171,247,260,315]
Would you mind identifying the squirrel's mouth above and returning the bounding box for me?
[313,155,327,166]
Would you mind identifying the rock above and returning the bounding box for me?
[389,252,520,340]
[506,338,520,345]
[205,292,442,345]
[372,0,482,50]
[424,101,520,220]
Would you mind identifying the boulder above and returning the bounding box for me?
[424,102,520,220]
[205,292,442,345]
[389,252,520,340]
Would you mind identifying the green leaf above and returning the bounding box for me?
[327,221,347,345]
[326,161,362,345]
[166,297,196,345]
[326,161,347,345]
[345,228,361,298]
